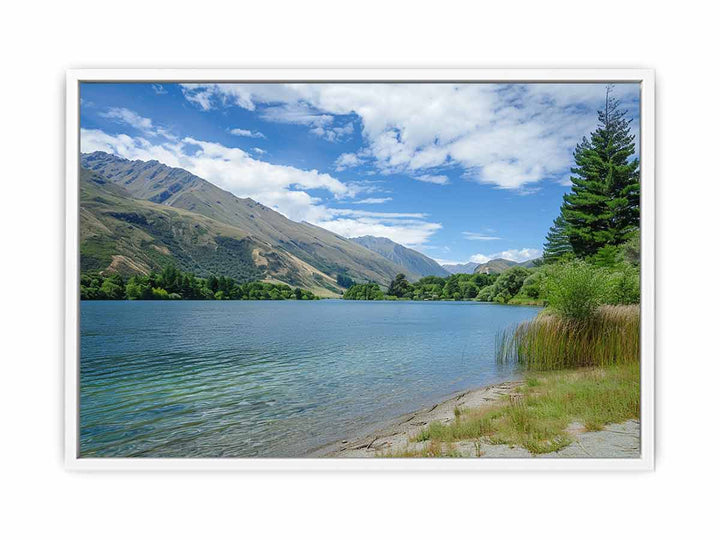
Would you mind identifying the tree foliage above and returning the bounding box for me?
[81,265,318,301]
[542,215,573,263]
[560,85,640,257]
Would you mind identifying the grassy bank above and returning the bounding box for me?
[387,298,641,457]
[395,362,640,456]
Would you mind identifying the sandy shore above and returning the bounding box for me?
[311,379,640,458]
[310,380,523,457]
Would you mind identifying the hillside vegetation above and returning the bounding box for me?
[81,152,407,289]
[81,265,318,301]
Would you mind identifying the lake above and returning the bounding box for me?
[79,300,540,457]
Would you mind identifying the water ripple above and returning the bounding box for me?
[80,300,539,457]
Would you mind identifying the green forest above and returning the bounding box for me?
[81,265,318,301]
[344,86,641,309]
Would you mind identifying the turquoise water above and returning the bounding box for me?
[79,300,540,457]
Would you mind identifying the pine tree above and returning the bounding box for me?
[561,85,640,257]
[387,273,410,297]
[542,214,573,262]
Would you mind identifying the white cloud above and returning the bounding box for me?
[352,197,392,204]
[470,248,542,263]
[260,103,354,142]
[414,174,449,185]
[335,152,363,171]
[179,83,640,190]
[151,84,167,95]
[316,209,441,247]
[99,107,175,140]
[229,128,266,139]
[251,147,266,154]
[462,232,501,241]
[81,127,441,247]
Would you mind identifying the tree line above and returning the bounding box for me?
[343,272,499,301]
[81,265,318,301]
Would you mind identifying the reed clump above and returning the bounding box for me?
[497,305,640,370]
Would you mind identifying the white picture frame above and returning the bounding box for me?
[65,68,655,471]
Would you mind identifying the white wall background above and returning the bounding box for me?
[1,1,717,537]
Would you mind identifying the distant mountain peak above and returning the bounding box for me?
[350,235,449,278]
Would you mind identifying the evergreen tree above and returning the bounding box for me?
[387,273,410,297]
[561,85,640,257]
[543,214,573,262]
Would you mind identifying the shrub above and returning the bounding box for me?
[606,263,641,305]
[151,287,169,300]
[100,279,124,300]
[476,285,495,302]
[519,271,544,299]
[621,230,641,265]
[493,266,530,301]
[542,261,611,320]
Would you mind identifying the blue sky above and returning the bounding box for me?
[80,82,640,265]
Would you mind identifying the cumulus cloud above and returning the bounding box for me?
[229,128,266,139]
[179,82,640,190]
[470,248,542,263]
[80,126,441,247]
[151,84,167,95]
[315,209,441,247]
[335,152,363,171]
[99,107,175,140]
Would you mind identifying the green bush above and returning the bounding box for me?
[152,287,169,300]
[476,285,495,302]
[519,271,544,299]
[542,261,611,320]
[492,267,530,302]
[621,230,641,265]
[343,283,384,300]
[606,263,641,305]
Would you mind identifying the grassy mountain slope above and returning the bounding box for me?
[79,168,344,296]
[350,236,449,279]
[81,152,407,286]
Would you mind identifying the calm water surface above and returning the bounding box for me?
[80,300,539,457]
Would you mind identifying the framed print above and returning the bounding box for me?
[65,69,654,470]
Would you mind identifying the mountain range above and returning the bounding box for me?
[79,152,540,295]
[350,236,449,278]
[443,258,539,275]
[80,152,411,296]
[442,262,480,274]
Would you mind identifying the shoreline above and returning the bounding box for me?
[310,369,641,459]
[308,379,524,458]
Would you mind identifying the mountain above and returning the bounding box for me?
[442,262,479,274]
[79,152,410,295]
[350,236,449,278]
[473,258,540,274]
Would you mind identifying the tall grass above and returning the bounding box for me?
[497,305,640,369]
[411,363,640,454]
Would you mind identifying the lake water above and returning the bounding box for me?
[80,300,540,457]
